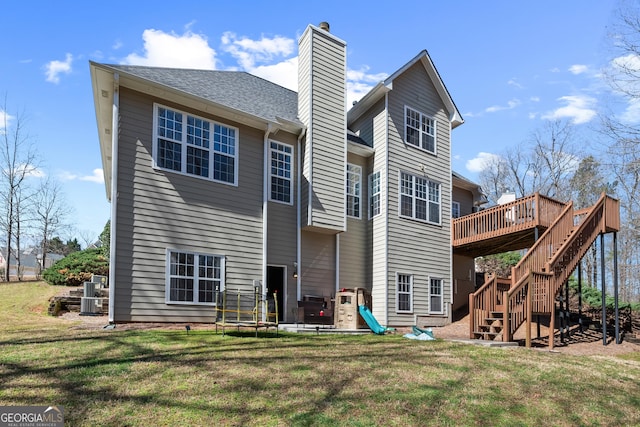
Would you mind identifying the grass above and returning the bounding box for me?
[1,282,639,426]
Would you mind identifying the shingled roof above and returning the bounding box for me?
[106,65,302,126]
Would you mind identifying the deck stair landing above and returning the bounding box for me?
[457,192,620,349]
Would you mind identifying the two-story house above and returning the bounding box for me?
[90,22,485,328]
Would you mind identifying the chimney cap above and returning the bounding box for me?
[319,22,330,32]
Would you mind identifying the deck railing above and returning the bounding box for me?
[452,193,566,246]
[469,276,511,339]
[510,201,574,285]
[468,193,620,348]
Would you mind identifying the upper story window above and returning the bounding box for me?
[369,171,381,219]
[346,163,362,218]
[400,172,441,225]
[405,106,436,154]
[166,249,224,306]
[154,104,238,185]
[452,201,461,219]
[269,141,293,204]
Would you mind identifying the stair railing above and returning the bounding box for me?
[469,275,510,339]
[511,201,575,286]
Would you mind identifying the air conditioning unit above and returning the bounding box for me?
[83,282,96,298]
[80,297,102,314]
[91,275,108,288]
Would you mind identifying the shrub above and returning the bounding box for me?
[42,248,109,286]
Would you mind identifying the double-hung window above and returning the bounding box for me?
[346,163,362,218]
[452,201,461,219]
[399,172,441,224]
[369,171,381,218]
[166,249,224,305]
[396,273,413,313]
[405,106,436,154]
[269,141,293,204]
[154,104,238,185]
[429,278,444,314]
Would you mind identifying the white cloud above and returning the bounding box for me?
[485,98,521,113]
[0,109,13,132]
[620,98,640,124]
[507,78,523,89]
[466,152,502,173]
[542,95,597,124]
[530,96,540,102]
[568,64,588,75]
[221,32,294,70]
[123,29,217,69]
[250,57,299,91]
[44,53,73,83]
[59,168,104,184]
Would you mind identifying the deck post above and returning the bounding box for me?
[469,293,475,339]
[578,262,583,333]
[526,273,532,348]
[549,298,555,350]
[601,233,607,346]
[565,278,570,338]
[614,232,620,344]
[503,291,509,342]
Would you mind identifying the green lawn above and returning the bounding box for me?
[1,282,639,426]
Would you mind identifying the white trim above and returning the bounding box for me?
[451,201,461,218]
[383,92,390,327]
[398,171,442,225]
[262,125,272,319]
[346,163,362,219]
[296,130,305,301]
[268,139,294,205]
[404,105,437,156]
[164,248,225,306]
[335,234,340,293]
[107,73,119,324]
[151,103,239,186]
[368,170,381,219]
[395,272,413,314]
[428,276,445,315]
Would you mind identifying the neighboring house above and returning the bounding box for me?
[90,22,485,327]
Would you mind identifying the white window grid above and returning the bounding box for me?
[396,273,413,313]
[166,249,224,306]
[346,163,362,218]
[405,106,436,154]
[429,277,444,314]
[369,171,381,219]
[399,172,441,225]
[154,104,238,185]
[452,201,461,219]
[269,141,293,204]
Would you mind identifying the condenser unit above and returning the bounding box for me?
[80,297,102,315]
[83,282,96,298]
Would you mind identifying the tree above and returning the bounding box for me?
[597,0,640,302]
[0,98,38,281]
[32,177,70,271]
[99,220,110,256]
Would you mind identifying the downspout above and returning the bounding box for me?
[335,234,340,293]
[296,129,306,301]
[262,124,273,321]
[383,92,390,327]
[108,74,119,324]
[447,126,454,323]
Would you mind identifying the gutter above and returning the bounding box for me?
[296,128,306,301]
[107,74,119,324]
[262,124,273,322]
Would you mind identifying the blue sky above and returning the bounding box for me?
[1,1,630,243]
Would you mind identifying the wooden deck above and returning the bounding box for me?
[459,192,620,349]
[452,193,567,257]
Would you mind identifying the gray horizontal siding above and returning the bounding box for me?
[384,62,452,326]
[114,88,267,322]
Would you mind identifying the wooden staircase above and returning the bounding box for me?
[460,193,620,349]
